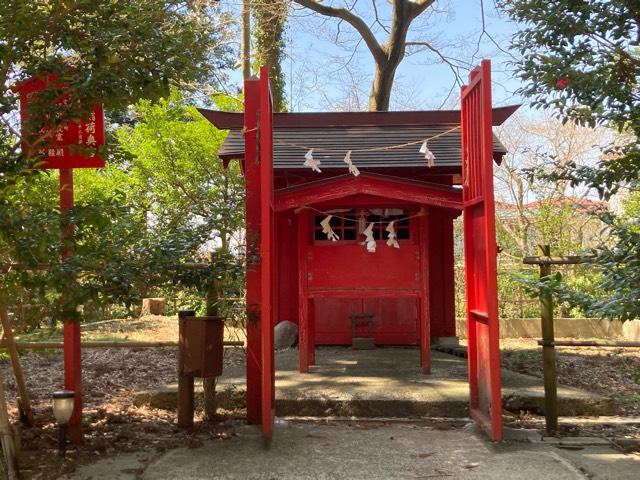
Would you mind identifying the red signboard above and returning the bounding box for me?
[14,75,105,169]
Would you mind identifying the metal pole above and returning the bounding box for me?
[539,245,558,435]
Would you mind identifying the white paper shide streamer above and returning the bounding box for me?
[362,222,376,253]
[320,215,339,241]
[304,148,322,172]
[343,150,360,177]
[419,141,436,168]
[385,221,400,249]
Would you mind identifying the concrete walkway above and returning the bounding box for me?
[69,421,640,480]
[135,347,613,417]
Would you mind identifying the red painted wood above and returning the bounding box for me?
[308,244,420,291]
[315,298,361,345]
[297,210,310,372]
[308,298,316,366]
[276,213,298,326]
[243,77,262,425]
[259,66,275,439]
[461,60,503,441]
[60,168,83,443]
[274,173,463,212]
[442,211,458,338]
[309,289,420,299]
[418,214,431,373]
[428,208,458,339]
[14,76,105,169]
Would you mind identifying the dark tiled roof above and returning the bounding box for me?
[199,107,520,170]
[219,125,507,169]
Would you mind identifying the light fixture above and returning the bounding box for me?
[53,390,75,457]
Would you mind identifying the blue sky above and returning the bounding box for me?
[278,0,524,112]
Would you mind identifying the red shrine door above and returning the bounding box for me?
[461,60,503,441]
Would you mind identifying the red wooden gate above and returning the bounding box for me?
[461,60,503,441]
[244,67,275,438]
[259,66,275,438]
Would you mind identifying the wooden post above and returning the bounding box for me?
[539,244,558,435]
[259,65,275,439]
[298,210,310,373]
[418,212,431,374]
[0,307,34,426]
[244,76,262,425]
[203,253,220,421]
[177,313,195,428]
[0,365,18,480]
[60,168,83,443]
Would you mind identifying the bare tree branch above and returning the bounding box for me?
[293,0,386,64]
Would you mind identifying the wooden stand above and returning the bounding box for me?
[523,245,583,435]
[177,312,224,428]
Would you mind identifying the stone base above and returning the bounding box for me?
[352,337,375,350]
[432,336,460,347]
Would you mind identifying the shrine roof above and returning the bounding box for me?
[199,106,519,169]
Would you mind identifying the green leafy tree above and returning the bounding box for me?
[502,0,639,197]
[502,0,640,319]
[113,89,244,251]
[252,0,288,112]
[0,1,235,324]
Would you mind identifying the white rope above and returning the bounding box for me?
[298,205,425,224]
[274,125,460,154]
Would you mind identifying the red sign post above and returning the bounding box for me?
[14,76,105,443]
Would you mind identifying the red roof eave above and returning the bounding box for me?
[198,105,520,131]
[274,172,463,212]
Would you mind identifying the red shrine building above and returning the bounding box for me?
[200,108,516,356]
[200,61,515,441]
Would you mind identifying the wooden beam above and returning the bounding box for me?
[523,255,585,266]
[0,340,243,349]
[275,173,463,212]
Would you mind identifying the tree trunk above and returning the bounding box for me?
[241,0,251,80]
[369,61,399,111]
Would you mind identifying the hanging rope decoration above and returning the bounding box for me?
[294,205,427,253]
[273,126,460,174]
[320,215,339,241]
[362,223,376,253]
[385,221,399,249]
[304,149,322,173]
[419,141,436,168]
[343,150,360,177]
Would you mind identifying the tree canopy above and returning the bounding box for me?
[502,0,640,319]
[0,1,237,324]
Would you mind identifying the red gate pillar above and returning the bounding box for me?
[298,210,311,373]
[60,168,83,443]
[418,211,431,373]
[259,66,275,438]
[244,77,262,425]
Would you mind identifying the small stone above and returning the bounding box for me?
[274,321,298,350]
